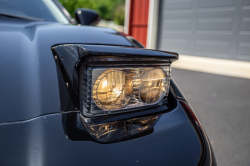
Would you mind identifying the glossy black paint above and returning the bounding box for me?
[0,100,203,166]
[75,8,100,26]
[126,36,145,48]
[170,78,186,100]
[0,17,133,123]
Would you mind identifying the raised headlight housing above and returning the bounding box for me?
[80,65,171,117]
[52,44,178,116]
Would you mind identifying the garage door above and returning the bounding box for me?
[157,0,250,61]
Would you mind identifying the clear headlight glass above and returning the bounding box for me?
[93,70,132,110]
[139,69,167,104]
[80,65,171,117]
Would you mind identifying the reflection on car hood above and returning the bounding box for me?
[0,18,132,46]
[0,18,133,123]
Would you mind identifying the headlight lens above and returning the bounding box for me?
[139,69,167,104]
[94,70,132,110]
[80,65,171,117]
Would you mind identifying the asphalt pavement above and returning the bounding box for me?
[172,68,250,166]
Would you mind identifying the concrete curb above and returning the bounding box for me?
[172,55,250,79]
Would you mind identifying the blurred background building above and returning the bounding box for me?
[125,0,250,61]
[59,0,250,62]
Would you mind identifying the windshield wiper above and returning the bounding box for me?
[0,12,44,21]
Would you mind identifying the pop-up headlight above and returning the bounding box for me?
[80,65,170,117]
[52,44,178,116]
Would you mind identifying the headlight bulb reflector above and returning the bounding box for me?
[139,69,167,104]
[94,70,132,110]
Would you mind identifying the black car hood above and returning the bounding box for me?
[0,18,133,123]
[0,18,132,46]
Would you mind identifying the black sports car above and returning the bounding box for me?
[0,0,216,165]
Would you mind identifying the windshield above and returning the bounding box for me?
[0,0,69,23]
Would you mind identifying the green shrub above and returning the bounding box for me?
[59,0,125,25]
